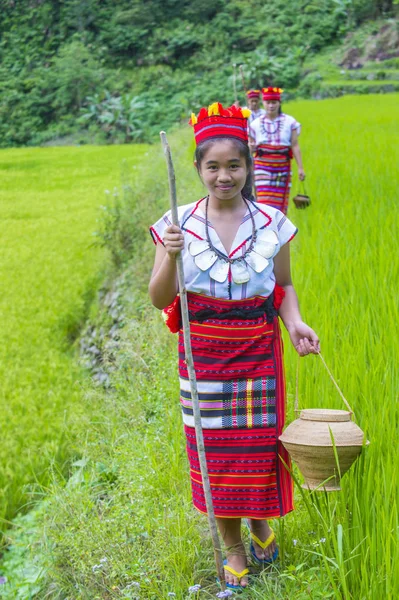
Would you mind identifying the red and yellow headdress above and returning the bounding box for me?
[189,102,251,145]
[246,89,260,99]
[262,87,283,101]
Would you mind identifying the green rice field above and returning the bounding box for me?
[0,144,148,523]
[0,94,398,599]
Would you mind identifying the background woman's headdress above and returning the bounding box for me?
[189,102,251,145]
[262,87,283,101]
[246,89,260,99]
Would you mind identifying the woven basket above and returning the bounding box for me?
[279,355,369,491]
[293,193,311,209]
[279,409,368,491]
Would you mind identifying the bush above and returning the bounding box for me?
[376,69,387,79]
[79,91,145,143]
[297,72,323,97]
[49,38,105,114]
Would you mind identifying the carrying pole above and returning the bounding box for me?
[233,63,238,103]
[160,132,225,589]
[239,65,247,94]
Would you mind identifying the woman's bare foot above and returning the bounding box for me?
[224,543,249,587]
[216,517,249,588]
[249,519,277,561]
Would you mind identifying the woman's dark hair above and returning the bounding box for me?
[194,137,255,201]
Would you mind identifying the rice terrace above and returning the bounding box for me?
[0,93,397,598]
[0,0,398,598]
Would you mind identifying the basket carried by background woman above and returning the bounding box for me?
[293,181,311,210]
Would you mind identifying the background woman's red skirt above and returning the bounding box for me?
[254,144,292,215]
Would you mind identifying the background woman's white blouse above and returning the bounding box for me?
[150,199,297,301]
[249,113,301,146]
[248,107,266,126]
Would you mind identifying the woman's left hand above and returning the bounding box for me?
[287,321,320,356]
[298,169,306,181]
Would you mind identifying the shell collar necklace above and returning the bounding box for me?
[188,196,278,285]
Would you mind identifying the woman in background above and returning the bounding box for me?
[246,89,266,128]
[249,87,305,214]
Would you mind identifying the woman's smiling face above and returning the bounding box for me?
[196,139,248,203]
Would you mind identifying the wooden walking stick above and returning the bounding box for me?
[160,131,225,589]
[239,65,247,94]
[233,63,238,104]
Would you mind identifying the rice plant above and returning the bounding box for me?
[0,144,148,525]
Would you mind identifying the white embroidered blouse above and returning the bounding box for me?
[248,107,266,127]
[150,199,297,301]
[249,113,301,146]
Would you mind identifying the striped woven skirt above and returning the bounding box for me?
[179,292,293,520]
[254,144,292,214]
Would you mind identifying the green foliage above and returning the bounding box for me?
[0,0,397,146]
[321,79,399,95]
[50,38,105,113]
[380,56,399,67]
[298,72,324,97]
[0,504,49,599]
[241,51,302,91]
[80,91,145,143]
[299,18,399,99]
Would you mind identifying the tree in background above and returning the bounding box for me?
[50,38,104,113]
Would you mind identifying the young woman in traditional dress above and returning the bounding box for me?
[246,89,266,128]
[249,87,305,214]
[149,103,319,590]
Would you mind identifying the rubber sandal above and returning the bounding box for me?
[222,559,249,591]
[248,529,279,565]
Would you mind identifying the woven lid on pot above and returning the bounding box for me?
[300,409,351,422]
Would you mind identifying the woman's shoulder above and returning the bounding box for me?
[281,113,300,127]
[250,201,297,243]
[155,199,204,224]
[249,114,264,129]
[250,200,283,224]
[176,200,202,220]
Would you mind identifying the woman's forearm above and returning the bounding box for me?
[278,284,303,332]
[149,254,179,309]
[291,142,303,170]
[274,245,319,355]
[248,135,256,153]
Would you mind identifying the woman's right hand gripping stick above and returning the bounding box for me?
[163,224,185,257]
[149,225,184,310]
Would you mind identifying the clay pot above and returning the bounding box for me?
[293,193,311,209]
[279,409,369,491]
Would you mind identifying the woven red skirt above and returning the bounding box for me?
[254,144,292,215]
[181,292,294,519]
